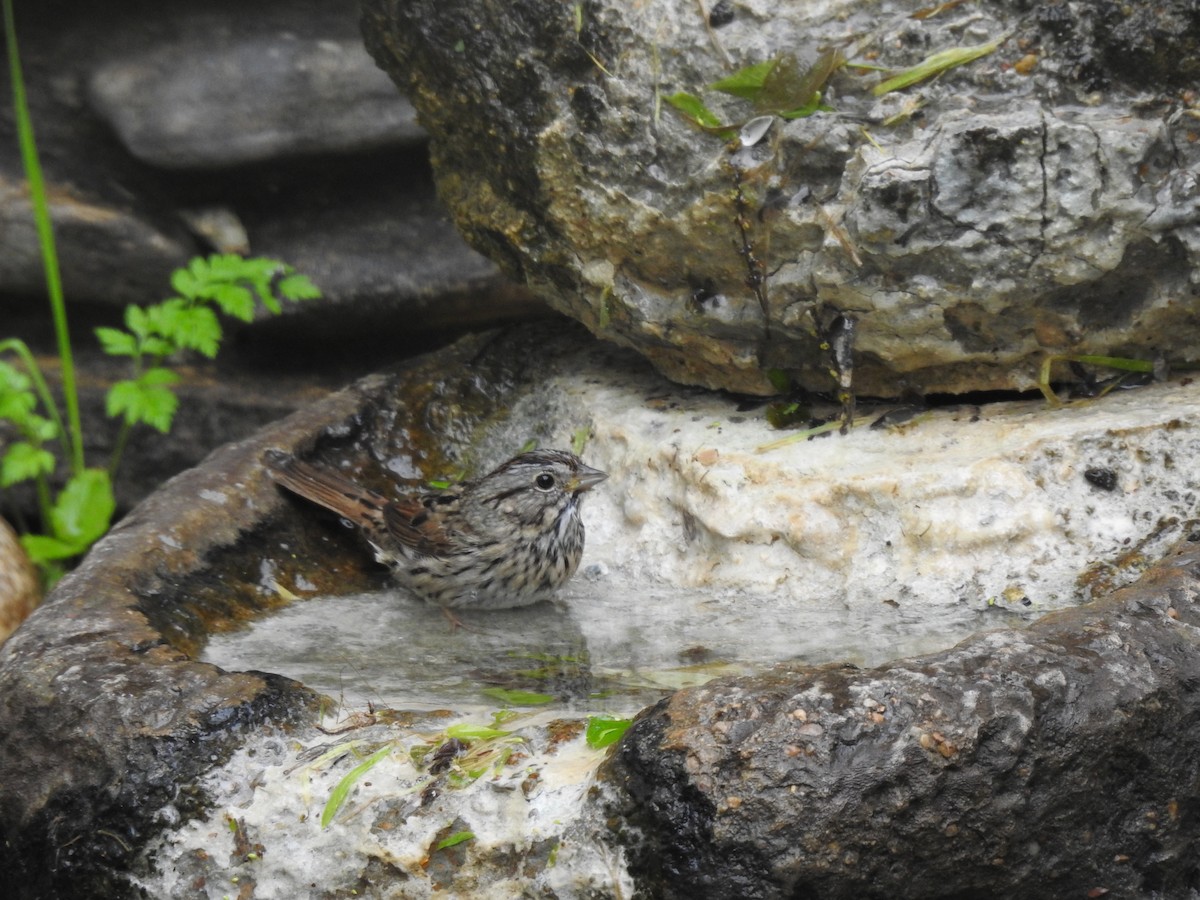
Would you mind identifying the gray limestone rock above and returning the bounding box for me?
[361,0,1200,396]
[88,33,424,169]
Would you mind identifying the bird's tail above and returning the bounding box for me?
[263,449,389,530]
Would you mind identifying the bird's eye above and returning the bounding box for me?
[535,473,556,490]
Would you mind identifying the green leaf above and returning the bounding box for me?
[585,715,632,749]
[20,533,84,563]
[162,304,222,357]
[277,273,321,301]
[145,298,186,339]
[435,830,475,851]
[664,91,726,130]
[1,441,56,486]
[106,369,181,433]
[766,368,791,393]
[445,723,513,743]
[94,327,137,357]
[139,336,175,358]
[0,360,39,429]
[710,59,779,99]
[321,744,392,828]
[27,413,58,442]
[124,304,151,339]
[0,385,37,425]
[257,288,282,315]
[49,468,114,549]
[872,38,1002,96]
[170,267,199,299]
[0,359,33,394]
[481,688,555,706]
[211,284,255,321]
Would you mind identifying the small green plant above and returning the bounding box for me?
[1,256,319,580]
[1,255,319,580]
[1,0,319,583]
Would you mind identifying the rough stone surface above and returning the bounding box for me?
[4,322,1200,897]
[88,34,423,169]
[362,0,1200,396]
[0,0,538,329]
[602,539,1200,898]
[0,172,194,305]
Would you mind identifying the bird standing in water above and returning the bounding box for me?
[264,448,607,612]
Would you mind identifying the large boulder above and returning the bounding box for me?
[361,0,1200,396]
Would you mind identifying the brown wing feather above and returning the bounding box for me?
[382,493,460,558]
[264,451,389,530]
[265,450,459,560]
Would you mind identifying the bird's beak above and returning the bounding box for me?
[567,464,608,494]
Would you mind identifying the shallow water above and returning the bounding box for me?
[202,568,1038,714]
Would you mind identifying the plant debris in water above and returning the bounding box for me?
[585,715,632,749]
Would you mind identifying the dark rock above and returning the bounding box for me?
[0,324,604,897]
[0,0,539,337]
[88,30,423,169]
[0,170,195,305]
[601,541,1200,898]
[4,320,1200,896]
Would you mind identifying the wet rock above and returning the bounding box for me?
[4,321,1200,897]
[362,0,1200,396]
[601,539,1200,898]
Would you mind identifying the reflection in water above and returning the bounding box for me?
[203,572,1039,715]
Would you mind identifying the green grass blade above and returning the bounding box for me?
[321,744,393,828]
[4,0,83,474]
[872,38,1002,96]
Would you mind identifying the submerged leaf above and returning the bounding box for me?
[445,723,513,743]
[710,59,779,99]
[664,91,725,130]
[585,715,632,749]
[756,49,844,115]
[481,688,555,707]
[322,744,393,828]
